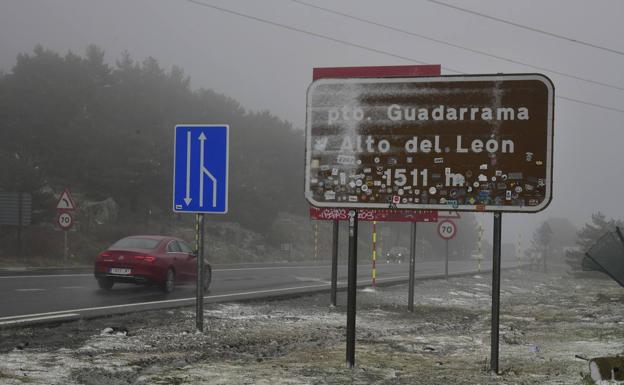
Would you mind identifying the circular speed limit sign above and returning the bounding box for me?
[57,212,73,230]
[437,220,457,240]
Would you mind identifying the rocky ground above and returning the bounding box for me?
[1,266,623,384]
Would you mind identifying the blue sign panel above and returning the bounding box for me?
[173,125,229,214]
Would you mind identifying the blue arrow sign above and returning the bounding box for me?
[173,125,229,214]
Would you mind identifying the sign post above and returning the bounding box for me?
[56,188,76,264]
[173,124,229,333]
[196,213,205,331]
[57,212,74,261]
[491,212,502,373]
[17,193,22,259]
[330,219,339,307]
[408,222,417,312]
[346,209,358,368]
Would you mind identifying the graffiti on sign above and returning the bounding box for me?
[309,207,437,222]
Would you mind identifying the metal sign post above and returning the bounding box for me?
[56,189,76,264]
[491,212,502,373]
[408,222,417,312]
[64,231,68,262]
[196,213,205,332]
[346,209,358,368]
[17,193,23,259]
[173,124,229,333]
[331,220,339,307]
[445,240,449,280]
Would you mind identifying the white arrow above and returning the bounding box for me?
[184,131,192,206]
[198,132,218,208]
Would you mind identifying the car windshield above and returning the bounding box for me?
[111,238,160,250]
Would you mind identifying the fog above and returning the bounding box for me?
[1,0,623,246]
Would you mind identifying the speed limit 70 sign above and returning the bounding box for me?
[58,212,73,231]
[437,220,457,240]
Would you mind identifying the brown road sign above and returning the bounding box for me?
[305,74,554,213]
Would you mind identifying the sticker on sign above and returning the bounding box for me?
[304,74,554,213]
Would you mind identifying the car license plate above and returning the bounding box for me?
[109,268,131,275]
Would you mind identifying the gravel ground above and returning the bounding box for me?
[1,267,623,384]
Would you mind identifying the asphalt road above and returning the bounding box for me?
[0,258,508,326]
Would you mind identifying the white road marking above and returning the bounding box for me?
[0,274,92,279]
[0,263,420,279]
[0,313,80,326]
[15,288,45,292]
[214,265,332,272]
[0,266,332,279]
[293,276,332,284]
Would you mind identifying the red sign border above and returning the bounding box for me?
[56,188,77,212]
[437,220,457,240]
[57,211,74,231]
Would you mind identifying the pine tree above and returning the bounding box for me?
[528,221,552,272]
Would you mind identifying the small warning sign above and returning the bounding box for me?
[56,188,76,211]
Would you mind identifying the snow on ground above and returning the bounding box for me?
[1,267,623,384]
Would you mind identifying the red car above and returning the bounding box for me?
[94,235,211,293]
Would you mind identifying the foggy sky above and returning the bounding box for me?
[1,0,623,245]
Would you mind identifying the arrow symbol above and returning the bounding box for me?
[198,132,217,208]
[184,131,192,206]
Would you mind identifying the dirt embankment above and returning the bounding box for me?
[1,268,623,384]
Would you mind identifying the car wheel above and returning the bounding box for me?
[97,278,114,290]
[203,267,212,291]
[163,268,175,293]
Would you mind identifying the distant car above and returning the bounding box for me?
[384,247,410,263]
[94,235,211,293]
